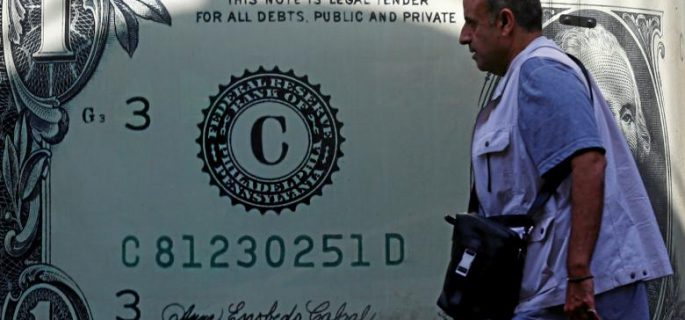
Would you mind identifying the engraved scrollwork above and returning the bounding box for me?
[1,0,172,314]
[1,264,93,320]
[1,0,69,144]
[7,0,24,46]
[621,13,662,61]
[620,13,665,109]
[109,0,172,57]
[1,112,50,258]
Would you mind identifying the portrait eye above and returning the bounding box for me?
[620,104,635,124]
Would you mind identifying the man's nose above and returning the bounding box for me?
[459,28,470,45]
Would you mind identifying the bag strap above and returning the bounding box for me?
[468,172,565,220]
[468,53,593,219]
[526,46,594,103]
[566,53,594,103]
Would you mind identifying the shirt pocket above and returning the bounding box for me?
[520,215,558,300]
[474,129,511,156]
[474,129,511,193]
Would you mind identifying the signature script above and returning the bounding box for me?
[162,301,377,320]
[162,303,222,320]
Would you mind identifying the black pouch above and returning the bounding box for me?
[437,213,533,320]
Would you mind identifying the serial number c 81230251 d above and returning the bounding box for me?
[121,233,405,269]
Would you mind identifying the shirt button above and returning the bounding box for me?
[485,141,490,147]
[630,272,636,279]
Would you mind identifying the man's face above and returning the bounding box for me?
[459,0,505,74]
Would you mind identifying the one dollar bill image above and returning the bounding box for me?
[0,0,684,319]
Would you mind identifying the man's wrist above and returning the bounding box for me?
[567,274,594,283]
[567,263,591,278]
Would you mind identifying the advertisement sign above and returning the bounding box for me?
[0,0,683,318]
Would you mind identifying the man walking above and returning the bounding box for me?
[458,0,672,319]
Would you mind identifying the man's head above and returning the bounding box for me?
[483,0,542,32]
[556,25,651,161]
[459,0,543,75]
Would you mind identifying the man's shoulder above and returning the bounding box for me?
[518,56,587,98]
[520,56,578,80]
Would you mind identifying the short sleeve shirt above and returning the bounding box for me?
[518,57,605,175]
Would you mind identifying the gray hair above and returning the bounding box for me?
[556,25,651,160]
[484,0,542,31]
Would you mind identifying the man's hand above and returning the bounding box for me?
[564,279,600,320]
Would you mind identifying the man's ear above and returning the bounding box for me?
[497,8,515,35]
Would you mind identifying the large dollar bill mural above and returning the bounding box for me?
[0,0,683,319]
[543,7,679,319]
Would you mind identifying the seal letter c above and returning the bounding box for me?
[251,116,289,165]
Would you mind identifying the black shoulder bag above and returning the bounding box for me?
[437,53,593,320]
[436,179,560,320]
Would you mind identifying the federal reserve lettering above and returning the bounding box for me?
[198,67,343,213]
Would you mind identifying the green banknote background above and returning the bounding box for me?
[1,0,684,319]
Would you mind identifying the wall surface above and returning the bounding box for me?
[0,0,682,319]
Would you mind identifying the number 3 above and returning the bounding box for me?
[125,97,151,131]
[116,289,141,320]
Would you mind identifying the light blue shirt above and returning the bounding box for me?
[519,57,604,175]
[471,37,672,311]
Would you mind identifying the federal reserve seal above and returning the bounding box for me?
[198,67,344,213]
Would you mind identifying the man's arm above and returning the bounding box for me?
[564,149,606,319]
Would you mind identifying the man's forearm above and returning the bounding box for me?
[567,150,606,277]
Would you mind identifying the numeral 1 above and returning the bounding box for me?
[351,234,370,267]
[34,0,75,61]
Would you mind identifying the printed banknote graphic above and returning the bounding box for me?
[0,0,682,319]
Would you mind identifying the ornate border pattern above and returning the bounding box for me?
[0,0,170,318]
